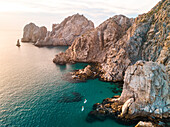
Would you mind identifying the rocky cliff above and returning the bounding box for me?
[119,61,169,119]
[53,0,170,82]
[53,1,169,125]
[87,61,169,126]
[21,23,47,43]
[22,14,94,46]
[35,14,94,46]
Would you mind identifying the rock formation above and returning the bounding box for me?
[16,39,21,47]
[35,14,94,46]
[53,15,132,63]
[52,0,169,126]
[53,15,133,82]
[53,0,169,82]
[71,64,100,81]
[87,61,170,126]
[119,61,169,119]
[21,23,47,43]
[135,121,154,127]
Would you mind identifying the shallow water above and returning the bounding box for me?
[0,30,132,127]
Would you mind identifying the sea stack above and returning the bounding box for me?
[35,13,94,46]
[21,23,47,43]
[16,39,21,47]
[21,14,94,46]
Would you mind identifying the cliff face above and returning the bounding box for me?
[35,14,94,46]
[88,61,169,125]
[53,15,132,63]
[21,23,47,43]
[119,61,169,119]
[53,0,170,82]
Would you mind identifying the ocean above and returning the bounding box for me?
[0,30,132,127]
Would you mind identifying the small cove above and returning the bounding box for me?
[0,30,132,127]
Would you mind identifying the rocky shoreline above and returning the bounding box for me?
[53,0,170,126]
[21,0,169,126]
[87,61,170,127]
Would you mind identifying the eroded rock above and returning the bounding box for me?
[119,61,169,119]
[88,61,170,125]
[71,64,100,81]
[53,15,133,82]
[21,23,47,43]
[53,0,169,82]
[35,14,94,46]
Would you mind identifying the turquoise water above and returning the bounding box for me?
[0,31,132,127]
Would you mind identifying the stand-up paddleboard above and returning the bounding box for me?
[81,106,84,111]
[84,99,87,103]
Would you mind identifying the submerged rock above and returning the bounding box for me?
[35,14,94,46]
[21,23,47,43]
[57,92,83,103]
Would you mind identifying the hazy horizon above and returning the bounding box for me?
[0,0,160,31]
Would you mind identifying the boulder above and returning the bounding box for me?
[70,64,99,81]
[135,121,154,127]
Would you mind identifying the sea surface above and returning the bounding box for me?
[0,30,132,127]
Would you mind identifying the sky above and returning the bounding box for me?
[0,0,160,31]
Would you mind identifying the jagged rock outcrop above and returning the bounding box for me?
[35,14,94,46]
[87,61,169,126]
[53,15,133,82]
[21,23,47,43]
[53,0,169,82]
[119,61,169,119]
[71,64,100,81]
[53,15,132,63]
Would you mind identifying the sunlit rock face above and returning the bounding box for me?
[53,0,169,82]
[87,61,169,125]
[135,121,154,127]
[21,23,47,43]
[119,60,170,119]
[35,14,94,46]
[53,15,133,66]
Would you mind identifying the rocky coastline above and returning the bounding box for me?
[87,61,170,127]
[52,0,170,126]
[21,0,170,126]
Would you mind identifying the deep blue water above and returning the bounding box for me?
[0,31,132,127]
